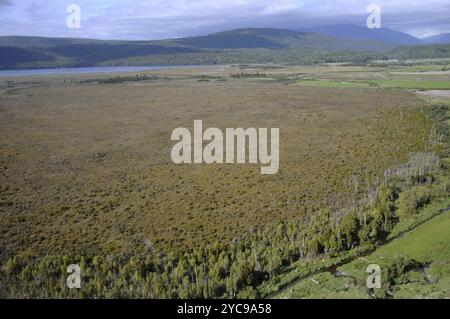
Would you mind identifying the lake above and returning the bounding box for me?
[0,66,174,77]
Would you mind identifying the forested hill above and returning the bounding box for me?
[0,28,449,70]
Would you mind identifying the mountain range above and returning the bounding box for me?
[301,24,450,45]
[1,25,449,70]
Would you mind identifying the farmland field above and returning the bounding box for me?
[0,63,448,298]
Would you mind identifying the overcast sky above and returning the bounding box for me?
[0,0,449,40]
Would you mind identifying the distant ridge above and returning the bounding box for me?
[171,28,396,51]
[302,24,424,45]
[1,28,396,51]
[423,33,450,44]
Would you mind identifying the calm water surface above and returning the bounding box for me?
[0,66,174,77]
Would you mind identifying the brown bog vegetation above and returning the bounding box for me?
[0,66,444,298]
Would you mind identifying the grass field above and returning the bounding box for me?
[374,80,450,90]
[274,196,450,299]
[392,65,450,73]
[292,61,450,90]
[296,80,374,88]
[296,78,450,90]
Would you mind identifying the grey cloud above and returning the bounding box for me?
[0,0,13,6]
[0,0,449,39]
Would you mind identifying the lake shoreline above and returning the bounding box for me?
[0,65,209,77]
